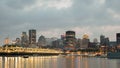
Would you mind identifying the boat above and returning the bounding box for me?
[95,54,107,58]
[107,52,120,59]
[23,55,29,58]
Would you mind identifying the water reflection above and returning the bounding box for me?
[0,56,120,68]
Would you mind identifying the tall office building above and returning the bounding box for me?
[29,29,36,45]
[64,31,76,50]
[65,31,76,46]
[100,35,105,45]
[116,33,120,45]
[21,32,29,47]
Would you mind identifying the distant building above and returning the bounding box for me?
[76,38,82,48]
[81,34,90,49]
[100,35,105,45]
[116,33,120,45]
[45,37,58,46]
[21,32,29,47]
[105,37,110,46]
[52,39,64,48]
[93,38,98,44]
[116,33,120,49]
[15,38,21,45]
[88,38,98,48]
[65,31,76,49]
[52,40,59,48]
[38,35,46,47]
[99,35,110,53]
[61,35,66,41]
[100,35,110,46]
[109,41,117,46]
[89,42,97,48]
[29,29,36,46]
[4,37,10,45]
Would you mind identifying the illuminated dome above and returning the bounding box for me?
[83,34,89,39]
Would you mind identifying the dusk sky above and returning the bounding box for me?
[0,0,120,44]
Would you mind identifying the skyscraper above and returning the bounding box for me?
[116,33,120,45]
[65,31,76,46]
[64,31,76,50]
[100,35,105,45]
[21,32,28,47]
[29,29,36,45]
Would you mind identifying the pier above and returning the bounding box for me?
[0,46,64,56]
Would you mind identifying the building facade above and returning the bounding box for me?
[64,31,76,50]
[100,35,110,46]
[29,29,36,45]
[21,32,29,47]
[15,38,21,45]
[80,34,90,49]
[38,35,46,47]
[116,33,120,45]
[100,35,105,45]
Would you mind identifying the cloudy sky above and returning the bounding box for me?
[0,0,120,44]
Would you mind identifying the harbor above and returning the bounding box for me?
[0,46,108,58]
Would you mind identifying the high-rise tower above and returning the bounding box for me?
[64,30,76,51]
[21,32,28,47]
[65,31,76,46]
[29,29,36,45]
[116,33,120,45]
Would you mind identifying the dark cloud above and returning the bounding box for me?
[0,0,120,44]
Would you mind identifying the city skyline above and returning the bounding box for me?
[0,29,118,45]
[0,0,120,44]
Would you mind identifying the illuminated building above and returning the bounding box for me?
[4,37,10,45]
[29,29,36,45]
[81,34,90,49]
[83,34,89,39]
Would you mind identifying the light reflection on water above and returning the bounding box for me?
[0,56,120,68]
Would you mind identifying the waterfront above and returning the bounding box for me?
[0,56,120,68]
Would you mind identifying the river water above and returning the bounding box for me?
[0,56,120,68]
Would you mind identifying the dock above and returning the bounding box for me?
[0,47,64,56]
